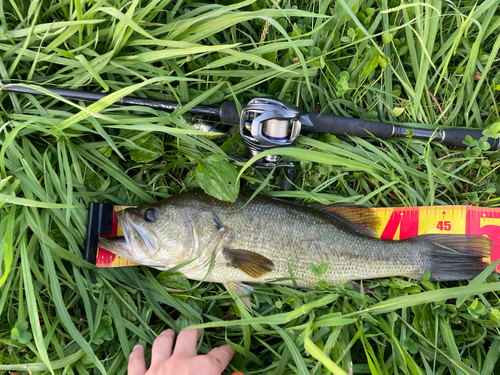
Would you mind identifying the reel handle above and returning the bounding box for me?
[281,165,295,191]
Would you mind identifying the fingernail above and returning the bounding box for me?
[133,344,143,351]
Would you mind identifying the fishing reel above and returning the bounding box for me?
[240,98,301,155]
[233,98,314,190]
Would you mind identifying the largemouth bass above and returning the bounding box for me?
[98,191,492,308]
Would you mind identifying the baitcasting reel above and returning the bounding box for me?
[240,98,302,155]
[235,98,314,190]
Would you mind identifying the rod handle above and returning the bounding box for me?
[220,101,241,125]
[305,112,395,138]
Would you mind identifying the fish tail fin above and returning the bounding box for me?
[410,234,493,281]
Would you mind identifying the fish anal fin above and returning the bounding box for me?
[224,281,253,312]
[223,249,274,278]
[312,204,381,236]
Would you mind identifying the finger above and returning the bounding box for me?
[128,345,147,375]
[150,329,175,368]
[206,345,235,372]
[173,328,201,358]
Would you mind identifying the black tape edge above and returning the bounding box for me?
[84,202,114,264]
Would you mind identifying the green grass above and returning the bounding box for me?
[1,0,500,374]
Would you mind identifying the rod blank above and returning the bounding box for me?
[2,84,222,117]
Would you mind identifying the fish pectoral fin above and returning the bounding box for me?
[224,281,253,312]
[310,204,381,237]
[223,249,274,278]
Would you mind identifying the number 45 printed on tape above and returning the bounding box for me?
[436,221,451,231]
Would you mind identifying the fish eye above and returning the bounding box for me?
[144,208,157,222]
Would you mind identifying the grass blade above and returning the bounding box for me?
[20,234,53,374]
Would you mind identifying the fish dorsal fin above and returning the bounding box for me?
[224,281,254,311]
[223,249,274,278]
[309,203,381,237]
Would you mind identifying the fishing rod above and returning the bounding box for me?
[3,83,499,189]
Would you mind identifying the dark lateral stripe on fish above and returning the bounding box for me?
[404,234,492,281]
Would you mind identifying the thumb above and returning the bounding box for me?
[207,344,235,373]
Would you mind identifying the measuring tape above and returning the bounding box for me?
[93,205,500,272]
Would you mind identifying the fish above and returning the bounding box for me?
[190,119,227,140]
[98,190,493,309]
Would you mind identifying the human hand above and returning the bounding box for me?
[128,328,235,375]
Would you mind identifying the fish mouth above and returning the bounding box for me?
[98,236,131,255]
[117,209,160,258]
[117,210,132,253]
[98,209,161,262]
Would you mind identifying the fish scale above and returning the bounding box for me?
[98,191,492,292]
